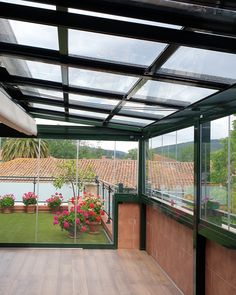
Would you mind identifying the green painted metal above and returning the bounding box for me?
[0,243,116,249]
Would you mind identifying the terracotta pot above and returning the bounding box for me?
[88,221,100,234]
[25,204,36,213]
[2,206,14,214]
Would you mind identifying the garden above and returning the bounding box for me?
[0,192,111,244]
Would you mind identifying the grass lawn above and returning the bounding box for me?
[0,212,111,244]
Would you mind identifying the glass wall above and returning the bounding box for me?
[145,127,194,213]
[201,116,236,233]
[0,138,137,244]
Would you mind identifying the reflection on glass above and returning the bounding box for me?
[69,8,181,29]
[134,80,216,104]
[69,109,108,119]
[0,0,55,9]
[69,29,166,66]
[120,101,175,117]
[35,118,88,126]
[19,86,64,100]
[2,57,62,82]
[145,127,194,213]
[31,103,64,113]
[201,116,236,233]
[162,46,236,80]
[69,93,118,106]
[69,68,138,93]
[0,18,58,49]
[111,115,154,126]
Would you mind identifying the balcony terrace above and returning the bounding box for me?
[0,1,236,294]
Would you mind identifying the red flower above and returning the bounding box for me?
[96,216,101,222]
[89,203,95,209]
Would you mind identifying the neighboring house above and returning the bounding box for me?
[0,157,194,190]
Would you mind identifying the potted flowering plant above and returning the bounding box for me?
[53,206,87,238]
[0,194,15,213]
[46,192,63,213]
[80,193,105,234]
[22,192,37,213]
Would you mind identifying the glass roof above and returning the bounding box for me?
[69,109,108,120]
[19,86,64,100]
[162,46,236,80]
[0,0,235,132]
[2,57,62,82]
[0,19,59,50]
[133,81,217,105]
[69,29,167,66]
[111,115,154,127]
[69,68,138,93]
[0,0,55,9]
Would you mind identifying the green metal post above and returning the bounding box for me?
[193,121,206,295]
[139,138,146,250]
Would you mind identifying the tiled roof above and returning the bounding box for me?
[0,158,193,189]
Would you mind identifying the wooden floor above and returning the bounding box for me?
[0,249,182,295]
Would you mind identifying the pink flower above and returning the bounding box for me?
[63,221,70,229]
[81,226,87,233]
[76,218,80,224]
[56,211,61,215]
[53,220,59,225]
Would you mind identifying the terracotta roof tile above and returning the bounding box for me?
[0,158,193,189]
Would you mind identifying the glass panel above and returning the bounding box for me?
[2,57,62,82]
[69,8,181,29]
[134,80,217,104]
[69,93,118,106]
[69,29,167,66]
[201,116,236,233]
[162,46,236,80]
[69,68,138,93]
[31,103,64,113]
[146,127,194,213]
[120,101,176,117]
[19,86,64,100]
[0,0,55,9]
[111,115,154,126]
[35,118,89,126]
[69,109,108,119]
[0,19,59,50]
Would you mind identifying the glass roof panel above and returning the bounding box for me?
[31,103,64,113]
[111,115,154,126]
[69,68,138,93]
[69,93,118,106]
[35,118,89,126]
[69,8,181,29]
[120,101,176,117]
[19,86,64,100]
[161,46,236,80]
[1,57,62,82]
[133,80,217,104]
[69,29,167,66]
[0,0,55,9]
[69,109,108,119]
[0,18,59,50]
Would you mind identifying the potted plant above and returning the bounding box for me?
[22,192,37,213]
[0,194,15,213]
[53,207,87,238]
[81,193,105,234]
[46,193,63,213]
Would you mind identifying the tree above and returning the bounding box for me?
[2,138,49,161]
[53,160,96,197]
[125,148,137,160]
[47,139,76,159]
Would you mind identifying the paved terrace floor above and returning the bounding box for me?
[0,249,182,295]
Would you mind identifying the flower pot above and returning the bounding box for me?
[2,206,14,214]
[67,228,80,239]
[25,204,36,213]
[88,221,100,234]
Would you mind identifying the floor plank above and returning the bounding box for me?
[0,249,182,295]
